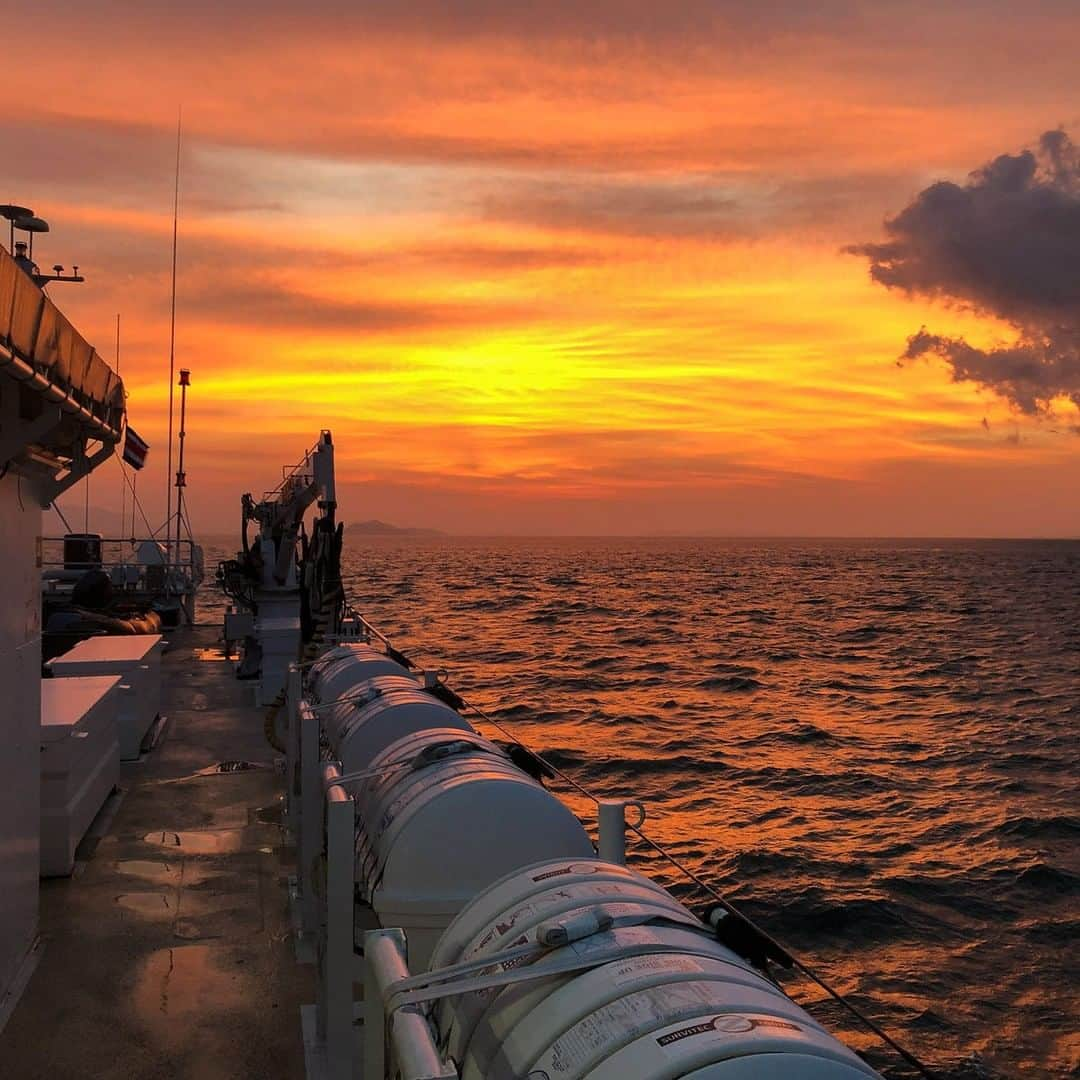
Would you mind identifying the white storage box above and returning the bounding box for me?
[46,634,163,760]
[40,676,122,876]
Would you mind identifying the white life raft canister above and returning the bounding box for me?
[349,732,595,971]
[309,644,473,774]
[427,858,883,1080]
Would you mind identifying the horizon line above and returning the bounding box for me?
[189,531,1080,542]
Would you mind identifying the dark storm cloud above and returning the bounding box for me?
[849,130,1080,417]
[850,130,1080,321]
[901,328,1080,416]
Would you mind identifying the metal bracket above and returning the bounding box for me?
[299,704,322,939]
[285,664,302,832]
[37,438,114,504]
[364,930,457,1080]
[597,798,647,866]
[0,399,64,469]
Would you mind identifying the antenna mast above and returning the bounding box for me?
[165,109,181,557]
[174,369,191,590]
[116,313,124,539]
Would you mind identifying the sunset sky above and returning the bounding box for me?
[5,1,1079,536]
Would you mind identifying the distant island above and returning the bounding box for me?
[346,519,445,537]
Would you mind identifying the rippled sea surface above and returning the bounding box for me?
[206,537,1078,1078]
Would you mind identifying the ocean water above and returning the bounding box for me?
[203,537,1079,1078]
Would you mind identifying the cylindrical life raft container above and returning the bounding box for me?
[428,858,883,1080]
[325,673,473,775]
[310,643,473,775]
[348,730,594,971]
[309,642,411,701]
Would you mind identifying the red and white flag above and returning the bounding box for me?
[122,425,149,470]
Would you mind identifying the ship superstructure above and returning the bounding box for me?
[0,239,127,1022]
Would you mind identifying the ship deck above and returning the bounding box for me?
[0,625,313,1080]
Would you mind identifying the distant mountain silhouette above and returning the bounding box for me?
[346,519,445,537]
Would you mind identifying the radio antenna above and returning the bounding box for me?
[165,108,181,560]
[116,313,125,539]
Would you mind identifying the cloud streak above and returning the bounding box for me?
[850,130,1080,417]
[6,5,1080,533]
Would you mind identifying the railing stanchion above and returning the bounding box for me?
[364,929,455,1079]
[364,931,387,1080]
[285,663,302,832]
[326,782,356,1080]
[598,799,646,866]
[300,704,321,937]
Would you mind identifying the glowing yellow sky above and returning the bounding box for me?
[5,3,1079,534]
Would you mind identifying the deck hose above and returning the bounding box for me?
[264,689,288,753]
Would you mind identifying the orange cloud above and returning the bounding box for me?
[8,3,1079,535]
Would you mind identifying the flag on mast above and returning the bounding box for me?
[123,426,150,470]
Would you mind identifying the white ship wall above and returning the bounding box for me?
[0,475,41,1013]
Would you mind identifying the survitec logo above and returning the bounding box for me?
[656,1014,801,1047]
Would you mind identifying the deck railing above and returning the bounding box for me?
[40,536,204,624]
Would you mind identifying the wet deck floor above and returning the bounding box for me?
[0,626,312,1080]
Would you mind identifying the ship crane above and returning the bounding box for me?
[223,430,338,704]
[242,429,336,591]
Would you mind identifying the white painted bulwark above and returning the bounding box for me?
[39,676,122,876]
[46,635,163,760]
[0,477,42,1017]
